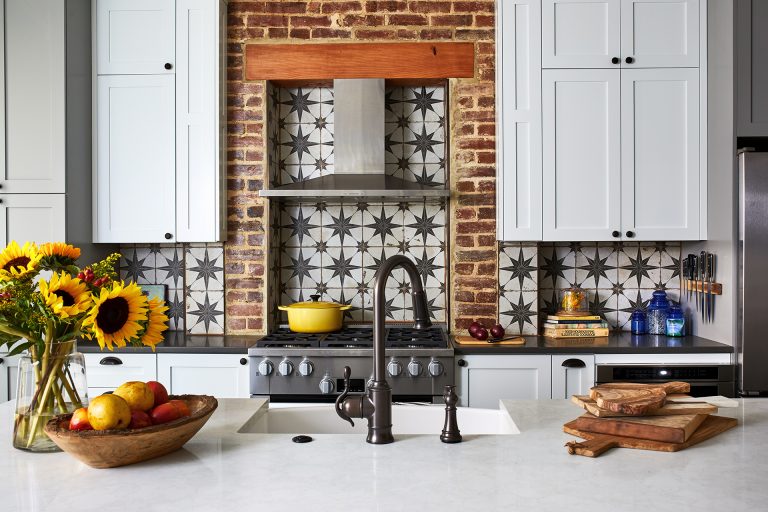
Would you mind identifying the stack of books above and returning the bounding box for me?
[542,314,609,338]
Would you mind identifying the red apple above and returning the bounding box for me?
[69,407,93,431]
[129,410,153,429]
[168,399,191,418]
[146,381,169,407]
[150,403,181,425]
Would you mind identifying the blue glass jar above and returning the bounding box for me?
[665,303,685,337]
[630,310,646,334]
[647,290,670,335]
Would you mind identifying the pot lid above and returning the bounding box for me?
[283,295,344,309]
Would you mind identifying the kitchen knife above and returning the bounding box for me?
[682,259,688,301]
[692,254,699,311]
[709,253,716,322]
[688,254,696,302]
[700,251,706,321]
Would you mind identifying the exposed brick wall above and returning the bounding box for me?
[225,0,497,334]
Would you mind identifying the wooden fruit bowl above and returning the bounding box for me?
[43,395,218,469]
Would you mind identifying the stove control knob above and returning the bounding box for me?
[407,358,423,377]
[387,359,403,377]
[278,359,294,376]
[428,359,444,377]
[298,359,314,377]
[319,374,335,394]
[257,359,274,376]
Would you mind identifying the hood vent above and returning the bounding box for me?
[260,78,449,201]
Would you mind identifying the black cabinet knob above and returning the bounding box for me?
[611,57,620,64]
[612,230,620,238]
[457,359,467,367]
[625,56,634,64]
[240,358,248,366]
[165,233,173,240]
[626,230,635,238]
[164,63,173,70]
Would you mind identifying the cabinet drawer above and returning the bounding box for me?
[157,354,250,398]
[84,353,157,388]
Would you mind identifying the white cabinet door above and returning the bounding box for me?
[496,0,542,241]
[551,354,595,399]
[95,75,176,243]
[0,194,66,245]
[542,0,621,69]
[456,355,552,408]
[0,354,8,402]
[1,0,65,193]
[542,69,621,241]
[1,354,22,403]
[96,0,175,75]
[157,354,251,398]
[621,0,699,68]
[83,353,157,393]
[175,0,225,242]
[621,68,700,240]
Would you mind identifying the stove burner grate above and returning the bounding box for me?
[258,326,448,349]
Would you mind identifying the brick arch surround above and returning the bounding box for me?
[225,0,498,334]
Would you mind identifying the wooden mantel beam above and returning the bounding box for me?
[245,42,475,81]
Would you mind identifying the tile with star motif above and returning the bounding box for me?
[658,247,682,290]
[424,288,446,322]
[322,203,364,247]
[321,247,363,288]
[574,244,618,289]
[384,87,404,123]
[279,124,322,165]
[361,246,404,288]
[185,246,224,292]
[156,246,184,289]
[186,290,224,335]
[616,289,655,330]
[499,291,538,335]
[120,246,155,285]
[278,87,321,124]
[383,288,408,321]
[403,201,445,246]
[406,163,445,186]
[499,244,537,292]
[362,203,403,247]
[280,247,321,289]
[617,244,660,288]
[538,244,575,289]
[588,290,619,329]
[324,288,363,322]
[405,246,445,288]
[404,122,444,165]
[280,204,322,247]
[166,288,185,331]
[320,87,334,122]
[403,86,444,123]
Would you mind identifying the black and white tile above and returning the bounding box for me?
[186,290,225,335]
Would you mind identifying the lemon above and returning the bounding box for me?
[113,381,155,412]
[87,394,131,430]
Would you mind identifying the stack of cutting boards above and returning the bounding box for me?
[564,382,737,457]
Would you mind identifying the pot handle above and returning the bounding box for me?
[277,305,289,311]
[338,305,352,311]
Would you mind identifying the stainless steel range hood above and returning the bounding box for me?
[260,79,448,200]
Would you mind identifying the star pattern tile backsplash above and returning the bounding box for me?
[498,242,682,335]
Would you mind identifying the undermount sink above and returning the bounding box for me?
[238,403,520,435]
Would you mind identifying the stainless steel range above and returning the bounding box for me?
[248,325,454,403]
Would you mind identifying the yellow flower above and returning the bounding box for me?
[83,282,148,350]
[141,298,169,350]
[39,273,92,319]
[39,242,81,261]
[0,241,42,281]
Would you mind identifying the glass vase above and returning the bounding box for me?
[13,341,89,452]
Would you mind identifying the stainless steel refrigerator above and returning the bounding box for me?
[738,149,768,395]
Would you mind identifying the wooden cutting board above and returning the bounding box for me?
[571,395,718,417]
[453,335,525,346]
[571,413,707,443]
[563,415,738,457]
[590,381,691,396]
[589,382,691,415]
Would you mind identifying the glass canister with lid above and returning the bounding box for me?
[665,303,685,337]
[647,290,670,335]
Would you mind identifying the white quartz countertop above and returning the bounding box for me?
[2,398,765,512]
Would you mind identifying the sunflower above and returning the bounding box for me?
[0,241,42,281]
[39,273,92,319]
[39,242,80,261]
[83,282,148,350]
[140,298,169,350]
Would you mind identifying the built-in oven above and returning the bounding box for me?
[596,364,736,397]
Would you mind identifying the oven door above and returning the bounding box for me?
[595,364,736,398]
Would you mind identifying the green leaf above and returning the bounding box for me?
[7,340,34,356]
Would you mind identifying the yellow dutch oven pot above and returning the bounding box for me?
[278,295,352,333]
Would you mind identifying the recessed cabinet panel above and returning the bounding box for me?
[0,194,66,245]
[95,75,176,243]
[456,355,552,407]
[83,353,157,388]
[551,355,596,399]
[621,69,700,240]
[621,0,699,68]
[158,354,250,398]
[543,69,621,241]
[97,0,175,75]
[542,0,620,69]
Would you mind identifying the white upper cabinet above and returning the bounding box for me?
[96,0,175,75]
[621,69,700,240]
[542,69,621,241]
[542,0,621,69]
[621,0,699,68]
[0,194,66,245]
[1,0,65,194]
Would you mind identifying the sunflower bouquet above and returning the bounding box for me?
[0,241,169,450]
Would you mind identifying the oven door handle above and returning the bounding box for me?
[561,358,586,369]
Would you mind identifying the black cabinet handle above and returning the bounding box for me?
[0,357,4,364]
[99,356,123,366]
[626,230,635,238]
[612,230,620,238]
[457,359,467,367]
[165,233,173,240]
[164,63,173,70]
[611,57,620,64]
[240,358,248,366]
[625,56,634,64]
[561,358,586,369]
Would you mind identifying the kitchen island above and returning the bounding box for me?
[2,398,764,512]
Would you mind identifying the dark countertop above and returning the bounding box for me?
[77,331,258,354]
[452,332,734,355]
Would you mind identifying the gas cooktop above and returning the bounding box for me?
[257,326,448,349]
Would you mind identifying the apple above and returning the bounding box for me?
[129,410,152,429]
[490,324,505,339]
[146,381,169,407]
[168,399,191,418]
[150,403,181,425]
[69,407,93,431]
